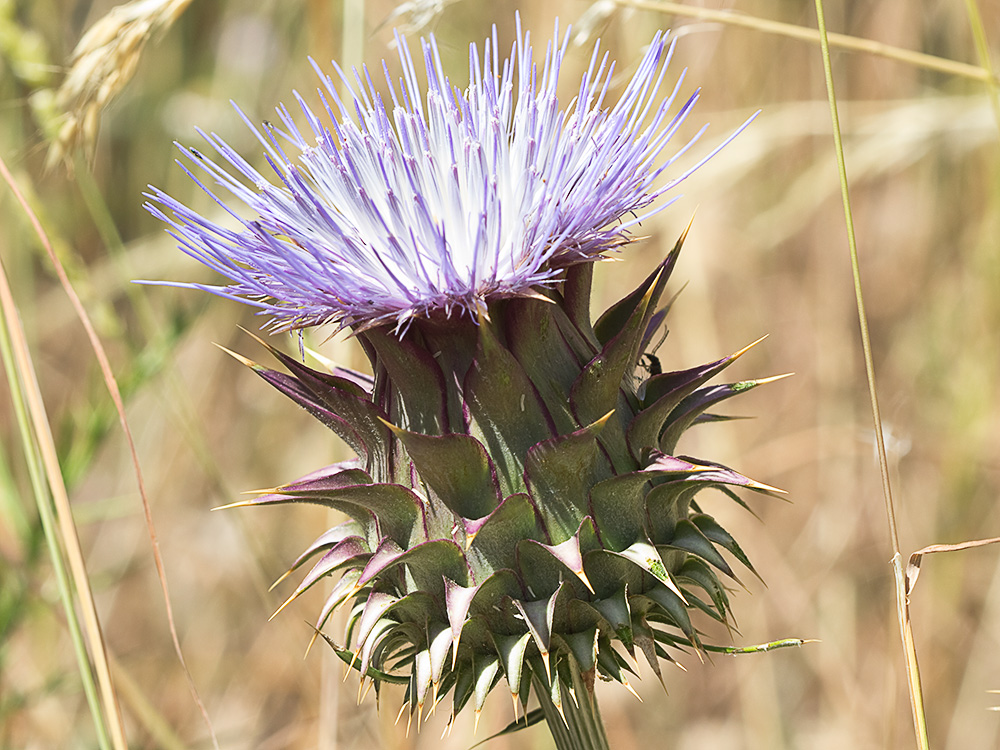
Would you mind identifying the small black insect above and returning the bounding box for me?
[641,352,662,376]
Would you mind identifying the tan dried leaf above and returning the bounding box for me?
[905,536,1000,598]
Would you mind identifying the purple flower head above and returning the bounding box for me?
[145,16,749,333]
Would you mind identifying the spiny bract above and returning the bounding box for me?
[232,253,781,730]
[147,16,778,735]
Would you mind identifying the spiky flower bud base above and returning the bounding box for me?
[226,233,781,736]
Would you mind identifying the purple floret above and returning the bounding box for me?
[144,15,749,332]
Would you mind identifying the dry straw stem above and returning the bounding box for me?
[809,0,932,747]
[0,160,128,749]
[0,153,219,749]
[0,265,112,747]
[46,0,194,169]
[616,0,998,85]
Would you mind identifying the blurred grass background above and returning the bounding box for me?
[1,0,998,748]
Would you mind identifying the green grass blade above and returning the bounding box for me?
[2,150,222,749]
[0,258,113,750]
[1,156,129,749]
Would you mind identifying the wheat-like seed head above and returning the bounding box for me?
[46,0,193,170]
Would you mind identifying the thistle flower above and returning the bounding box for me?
[147,17,779,747]
[145,19,742,333]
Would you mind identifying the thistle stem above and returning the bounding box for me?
[533,665,611,750]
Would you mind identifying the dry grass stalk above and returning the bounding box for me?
[47,0,194,170]
[0,157,128,750]
[1,148,220,748]
[616,0,998,85]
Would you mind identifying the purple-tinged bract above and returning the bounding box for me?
[145,19,740,332]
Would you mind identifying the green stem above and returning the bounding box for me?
[0,258,112,750]
[533,663,611,750]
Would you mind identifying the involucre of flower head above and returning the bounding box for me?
[144,16,748,333]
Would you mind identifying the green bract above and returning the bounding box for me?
[226,232,782,732]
